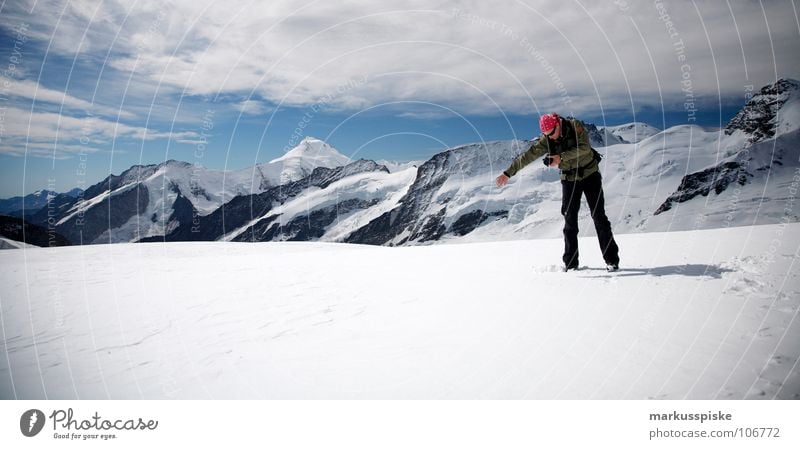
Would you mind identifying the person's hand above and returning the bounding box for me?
[495,173,509,187]
[548,154,561,167]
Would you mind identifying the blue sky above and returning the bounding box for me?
[0,0,798,198]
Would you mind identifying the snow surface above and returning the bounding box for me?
[1,223,798,399]
[376,159,423,173]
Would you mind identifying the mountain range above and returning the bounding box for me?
[0,188,83,218]
[5,78,799,248]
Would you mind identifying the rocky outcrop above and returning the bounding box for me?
[725,78,799,143]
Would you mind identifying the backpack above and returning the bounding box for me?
[591,147,603,163]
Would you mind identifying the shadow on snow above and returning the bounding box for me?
[580,264,735,279]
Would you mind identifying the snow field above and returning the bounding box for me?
[1,223,798,399]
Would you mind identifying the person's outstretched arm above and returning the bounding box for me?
[496,138,548,187]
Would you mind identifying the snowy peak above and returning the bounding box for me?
[0,188,83,216]
[576,121,660,147]
[269,136,350,166]
[725,78,800,143]
[376,159,422,173]
[268,137,352,185]
[152,158,394,243]
[603,122,661,144]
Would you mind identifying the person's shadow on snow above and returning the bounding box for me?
[588,264,734,278]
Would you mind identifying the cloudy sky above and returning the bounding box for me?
[0,0,798,196]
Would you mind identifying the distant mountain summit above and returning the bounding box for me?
[579,121,661,147]
[143,158,393,243]
[269,136,351,184]
[583,122,626,147]
[603,122,661,144]
[725,78,800,143]
[16,79,800,247]
[32,138,354,244]
[654,78,800,220]
[0,188,83,216]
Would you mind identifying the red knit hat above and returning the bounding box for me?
[539,113,559,134]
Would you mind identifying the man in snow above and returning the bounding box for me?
[495,113,620,272]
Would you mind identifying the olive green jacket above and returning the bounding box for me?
[503,118,599,182]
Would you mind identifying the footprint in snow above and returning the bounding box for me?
[532,264,563,273]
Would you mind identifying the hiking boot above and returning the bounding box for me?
[606,263,619,272]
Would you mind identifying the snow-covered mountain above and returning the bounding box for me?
[346,140,535,245]
[23,79,800,247]
[603,122,661,144]
[645,78,800,230]
[577,120,660,147]
[376,159,423,173]
[269,136,351,184]
[724,78,800,143]
[0,187,83,216]
[147,159,395,243]
[584,121,627,147]
[343,78,800,245]
[126,79,800,246]
[226,163,415,243]
[37,137,352,244]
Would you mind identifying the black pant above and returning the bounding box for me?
[561,171,619,268]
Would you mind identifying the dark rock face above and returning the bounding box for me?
[346,152,451,245]
[409,208,447,243]
[341,207,399,245]
[725,78,799,143]
[233,198,381,242]
[655,78,799,216]
[583,121,621,147]
[138,191,200,243]
[28,192,80,225]
[152,159,389,242]
[165,191,197,234]
[81,163,165,200]
[449,209,509,236]
[0,215,71,247]
[654,161,751,215]
[57,184,149,244]
[346,141,526,245]
[25,163,167,243]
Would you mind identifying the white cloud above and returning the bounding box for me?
[0,142,103,159]
[1,0,798,118]
[0,106,200,158]
[1,77,137,119]
[238,99,272,115]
